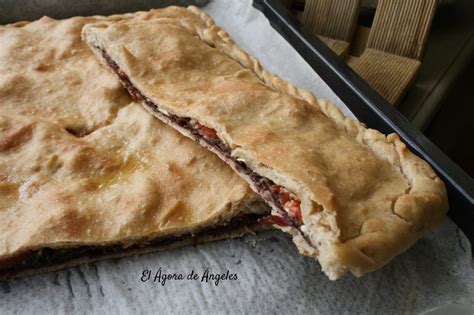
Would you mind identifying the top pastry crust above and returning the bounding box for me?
[1,16,127,133]
[0,104,257,254]
[83,6,448,279]
[0,12,265,271]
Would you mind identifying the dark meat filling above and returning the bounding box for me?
[96,47,313,247]
[0,214,261,278]
[65,127,93,138]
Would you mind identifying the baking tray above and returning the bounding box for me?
[1,0,471,245]
[0,0,208,24]
[253,0,474,248]
[1,2,473,313]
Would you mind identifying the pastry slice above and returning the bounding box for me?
[0,11,267,280]
[83,6,448,279]
[0,104,266,280]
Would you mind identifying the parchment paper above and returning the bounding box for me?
[1,1,473,314]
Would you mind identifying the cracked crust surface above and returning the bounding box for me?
[83,6,448,279]
[0,12,267,277]
[0,16,129,133]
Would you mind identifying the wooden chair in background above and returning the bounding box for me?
[302,0,360,56]
[348,0,438,105]
[282,0,438,105]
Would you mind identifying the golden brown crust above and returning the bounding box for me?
[0,11,268,276]
[0,16,129,132]
[83,6,448,279]
[0,8,208,132]
[0,104,263,259]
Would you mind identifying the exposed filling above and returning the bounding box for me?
[96,48,314,248]
[0,214,261,278]
[65,127,93,138]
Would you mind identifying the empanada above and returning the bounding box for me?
[83,6,448,279]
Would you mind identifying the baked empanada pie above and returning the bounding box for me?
[83,6,448,279]
[0,11,267,279]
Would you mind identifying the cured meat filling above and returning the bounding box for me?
[0,214,261,278]
[96,47,312,247]
[186,120,304,228]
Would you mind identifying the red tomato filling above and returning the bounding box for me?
[260,185,303,227]
[193,121,219,140]
[285,200,303,224]
[271,185,303,225]
[190,122,303,227]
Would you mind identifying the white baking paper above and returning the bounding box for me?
[1,1,473,314]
